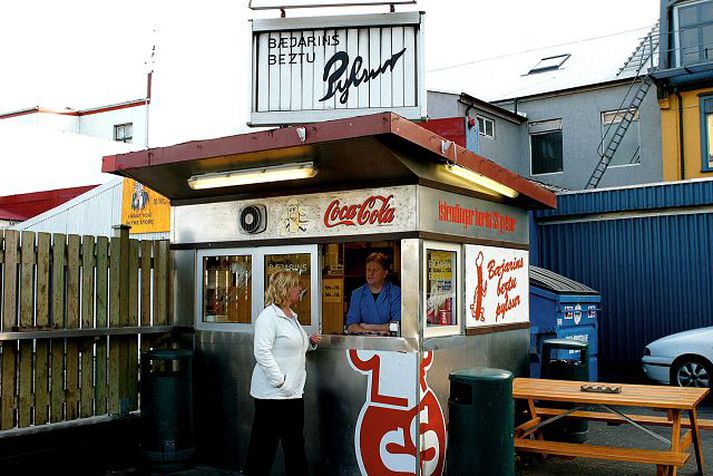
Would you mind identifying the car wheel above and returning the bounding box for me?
[671,357,713,388]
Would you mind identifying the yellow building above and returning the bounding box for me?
[654,0,713,180]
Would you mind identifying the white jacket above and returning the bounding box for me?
[250,304,316,400]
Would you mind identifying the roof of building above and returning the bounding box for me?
[0,99,148,120]
[0,185,98,221]
[103,112,556,209]
[427,27,655,102]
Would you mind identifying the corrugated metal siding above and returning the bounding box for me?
[538,207,713,379]
[13,178,169,240]
[536,178,713,218]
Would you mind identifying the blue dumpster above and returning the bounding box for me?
[529,266,600,381]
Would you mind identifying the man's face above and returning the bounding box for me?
[366,261,387,288]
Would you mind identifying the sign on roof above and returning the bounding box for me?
[250,12,426,126]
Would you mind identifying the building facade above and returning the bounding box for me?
[428,26,662,191]
[653,0,713,181]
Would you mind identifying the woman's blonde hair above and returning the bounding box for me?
[265,270,300,307]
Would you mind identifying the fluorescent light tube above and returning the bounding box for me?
[187,161,317,190]
[445,164,519,199]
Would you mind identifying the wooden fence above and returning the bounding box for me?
[0,227,173,431]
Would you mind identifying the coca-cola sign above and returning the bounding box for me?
[324,195,396,228]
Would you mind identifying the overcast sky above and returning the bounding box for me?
[0,0,660,193]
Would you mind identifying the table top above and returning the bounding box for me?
[513,377,709,409]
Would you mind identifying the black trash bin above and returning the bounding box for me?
[446,368,514,476]
[140,349,195,470]
[540,339,589,443]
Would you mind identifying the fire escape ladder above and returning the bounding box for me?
[585,22,660,190]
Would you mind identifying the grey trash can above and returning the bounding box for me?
[140,349,195,471]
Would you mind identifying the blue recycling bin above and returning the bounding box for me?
[529,266,600,381]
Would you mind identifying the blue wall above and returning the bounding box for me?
[534,180,713,379]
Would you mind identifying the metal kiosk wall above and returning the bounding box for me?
[102,113,556,474]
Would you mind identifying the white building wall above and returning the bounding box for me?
[4,114,39,127]
[37,113,80,133]
[79,106,148,146]
[13,178,168,240]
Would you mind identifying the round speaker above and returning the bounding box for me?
[239,205,266,234]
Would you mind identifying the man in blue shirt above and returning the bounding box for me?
[346,252,401,334]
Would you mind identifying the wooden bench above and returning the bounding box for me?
[515,438,690,468]
[534,407,713,431]
[513,378,709,475]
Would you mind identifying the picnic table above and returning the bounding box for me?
[513,377,711,475]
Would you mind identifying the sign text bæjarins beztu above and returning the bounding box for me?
[250,12,425,125]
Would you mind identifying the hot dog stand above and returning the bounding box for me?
[102,112,556,475]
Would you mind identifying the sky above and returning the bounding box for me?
[0,0,660,193]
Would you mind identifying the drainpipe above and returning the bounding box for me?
[674,89,686,180]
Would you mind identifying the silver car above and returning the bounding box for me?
[642,327,713,388]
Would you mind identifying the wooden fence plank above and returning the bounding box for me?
[18,341,32,427]
[117,228,130,415]
[153,241,168,326]
[140,241,152,327]
[108,237,121,415]
[51,234,66,329]
[80,237,96,417]
[3,230,19,331]
[96,237,108,328]
[80,342,93,418]
[66,339,79,421]
[1,342,17,429]
[50,340,64,423]
[36,233,51,329]
[129,240,139,327]
[65,236,80,420]
[95,237,109,416]
[82,236,95,329]
[109,238,120,328]
[66,235,80,329]
[95,336,107,415]
[35,340,49,425]
[20,232,35,330]
[108,338,120,415]
[128,240,139,410]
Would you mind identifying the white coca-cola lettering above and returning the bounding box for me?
[324,194,396,228]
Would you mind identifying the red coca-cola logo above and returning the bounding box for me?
[323,195,396,228]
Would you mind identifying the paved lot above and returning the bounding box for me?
[109,402,713,475]
[517,402,713,475]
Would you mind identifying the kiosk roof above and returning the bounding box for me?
[102,112,555,209]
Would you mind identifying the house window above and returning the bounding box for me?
[529,119,563,175]
[527,53,571,74]
[674,0,713,67]
[114,123,133,143]
[477,116,495,139]
[600,109,641,167]
[699,95,713,171]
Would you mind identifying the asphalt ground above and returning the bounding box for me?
[107,402,713,475]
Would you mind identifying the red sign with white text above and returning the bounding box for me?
[324,195,396,228]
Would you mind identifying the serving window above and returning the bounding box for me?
[423,241,462,337]
[196,245,319,333]
[320,240,401,335]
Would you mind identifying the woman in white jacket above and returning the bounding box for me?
[244,270,321,476]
